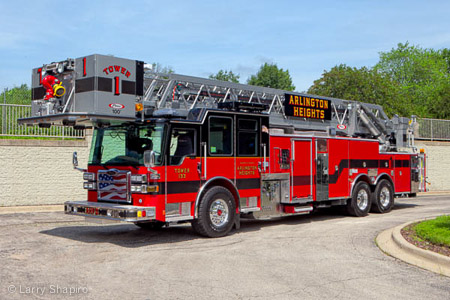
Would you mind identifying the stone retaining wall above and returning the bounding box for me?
[415,141,450,192]
[0,138,91,206]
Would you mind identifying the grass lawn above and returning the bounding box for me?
[414,215,450,247]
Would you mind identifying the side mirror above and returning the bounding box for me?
[143,150,156,168]
[72,151,86,172]
[143,150,159,178]
[73,151,79,168]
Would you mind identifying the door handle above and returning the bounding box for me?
[201,142,207,180]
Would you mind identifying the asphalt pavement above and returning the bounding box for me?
[1,194,450,299]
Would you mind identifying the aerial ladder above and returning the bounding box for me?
[140,71,414,152]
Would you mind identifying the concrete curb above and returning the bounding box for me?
[0,205,64,214]
[376,218,450,277]
[418,191,450,196]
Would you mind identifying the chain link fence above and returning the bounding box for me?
[0,104,84,139]
[416,118,450,141]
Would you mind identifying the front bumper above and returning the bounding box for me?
[64,201,156,222]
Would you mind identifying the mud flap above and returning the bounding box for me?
[234,213,241,230]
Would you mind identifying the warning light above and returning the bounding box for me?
[135,103,143,112]
[420,148,425,153]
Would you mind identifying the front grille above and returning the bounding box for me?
[97,169,131,203]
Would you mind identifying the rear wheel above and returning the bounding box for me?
[192,186,236,238]
[347,181,371,217]
[371,179,394,213]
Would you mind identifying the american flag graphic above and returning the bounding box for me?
[98,171,129,201]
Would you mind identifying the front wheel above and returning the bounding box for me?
[371,179,394,213]
[347,181,371,217]
[192,186,236,238]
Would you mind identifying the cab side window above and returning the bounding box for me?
[209,117,233,155]
[169,128,196,165]
[238,119,258,156]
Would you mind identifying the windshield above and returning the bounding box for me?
[89,123,165,166]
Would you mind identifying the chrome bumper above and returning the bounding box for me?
[64,201,156,222]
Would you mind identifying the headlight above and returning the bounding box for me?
[83,172,96,181]
[57,63,64,73]
[131,185,143,193]
[131,174,147,183]
[83,182,97,190]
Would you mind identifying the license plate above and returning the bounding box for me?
[85,207,99,215]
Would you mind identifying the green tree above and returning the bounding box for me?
[430,84,450,119]
[209,70,240,83]
[308,43,450,119]
[440,48,450,73]
[0,84,31,105]
[375,42,449,118]
[307,64,404,117]
[247,63,295,91]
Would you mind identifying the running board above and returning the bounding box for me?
[240,207,261,213]
[283,205,314,215]
[293,206,314,213]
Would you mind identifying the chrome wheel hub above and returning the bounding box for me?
[380,187,391,207]
[210,199,229,227]
[357,189,369,210]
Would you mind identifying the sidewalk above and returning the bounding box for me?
[0,205,64,214]
[376,218,450,277]
[418,191,450,196]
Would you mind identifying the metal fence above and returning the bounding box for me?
[0,104,85,139]
[416,118,450,141]
[1,103,448,141]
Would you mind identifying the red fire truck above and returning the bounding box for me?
[20,54,426,237]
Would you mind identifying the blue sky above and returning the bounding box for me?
[1,0,449,93]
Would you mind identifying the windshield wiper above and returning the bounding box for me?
[100,164,110,170]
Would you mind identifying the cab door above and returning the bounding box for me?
[235,117,262,206]
[203,115,235,181]
[165,124,201,219]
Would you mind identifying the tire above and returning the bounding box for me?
[371,179,394,213]
[134,221,165,230]
[191,186,236,238]
[347,181,371,217]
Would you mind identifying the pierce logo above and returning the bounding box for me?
[109,103,125,114]
[109,103,125,109]
[337,124,347,130]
